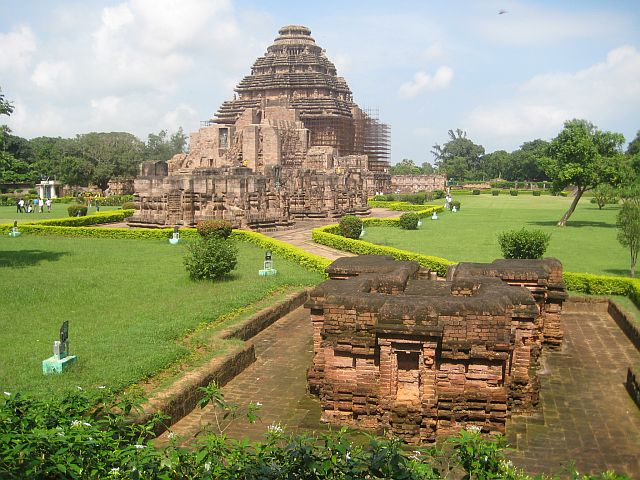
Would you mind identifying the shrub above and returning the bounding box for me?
[121,201,136,210]
[492,190,499,196]
[472,189,480,195]
[498,228,551,259]
[399,212,420,230]
[339,215,363,239]
[28,189,37,194]
[616,199,640,277]
[184,236,238,280]
[509,189,518,196]
[591,184,618,210]
[196,220,233,239]
[67,204,88,217]
[451,200,461,211]
[432,189,445,199]
[532,190,541,196]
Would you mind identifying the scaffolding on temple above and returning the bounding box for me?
[354,107,390,172]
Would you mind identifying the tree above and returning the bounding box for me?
[420,162,435,174]
[432,129,485,180]
[616,197,640,277]
[506,140,549,181]
[389,159,422,175]
[540,119,625,226]
[144,127,188,161]
[480,150,510,180]
[627,130,640,156]
[0,87,13,117]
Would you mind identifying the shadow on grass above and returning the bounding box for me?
[527,220,616,229]
[0,250,68,268]
[603,268,633,277]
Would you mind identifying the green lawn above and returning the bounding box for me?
[0,204,121,224]
[0,235,323,398]
[364,194,630,276]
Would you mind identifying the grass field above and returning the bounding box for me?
[0,235,323,398]
[0,204,121,224]
[364,194,630,276]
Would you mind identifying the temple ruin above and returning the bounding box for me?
[130,25,390,230]
[306,256,567,443]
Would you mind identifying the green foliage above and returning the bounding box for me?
[121,201,136,210]
[399,212,420,230]
[27,209,134,227]
[389,158,434,175]
[67,204,87,217]
[432,128,485,180]
[196,219,232,239]
[313,224,455,276]
[510,189,519,196]
[472,189,481,195]
[492,189,500,196]
[616,199,640,277]
[339,214,363,239]
[591,184,618,209]
[498,228,551,259]
[184,236,238,281]
[432,189,445,199]
[93,195,134,206]
[449,427,508,479]
[0,86,14,116]
[451,200,461,210]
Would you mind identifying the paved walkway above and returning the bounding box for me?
[506,310,640,477]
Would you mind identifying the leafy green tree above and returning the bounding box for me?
[0,87,13,116]
[432,129,485,180]
[144,127,188,161]
[506,139,549,181]
[420,162,435,174]
[627,130,640,156]
[616,197,640,277]
[389,158,422,175]
[540,119,626,226]
[480,150,510,180]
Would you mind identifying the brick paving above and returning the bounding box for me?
[506,310,640,477]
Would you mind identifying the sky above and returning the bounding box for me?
[1,0,639,165]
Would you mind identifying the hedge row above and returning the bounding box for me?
[313,223,640,309]
[368,200,441,212]
[312,224,455,276]
[232,230,331,276]
[17,209,135,227]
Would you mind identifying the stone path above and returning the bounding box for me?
[506,309,640,477]
[158,306,322,445]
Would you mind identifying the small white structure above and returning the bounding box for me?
[36,180,62,199]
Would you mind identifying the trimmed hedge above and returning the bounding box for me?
[399,212,420,230]
[312,224,455,276]
[19,209,135,227]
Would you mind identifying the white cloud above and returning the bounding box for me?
[161,104,199,133]
[0,25,36,73]
[420,43,444,62]
[465,45,640,147]
[399,66,453,98]
[31,61,72,90]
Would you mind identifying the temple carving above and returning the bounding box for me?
[131,25,390,229]
[306,256,567,443]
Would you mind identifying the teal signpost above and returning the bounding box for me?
[42,321,77,374]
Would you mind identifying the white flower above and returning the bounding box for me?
[76,386,83,391]
[110,467,120,473]
[409,450,422,461]
[97,386,106,390]
[3,392,10,396]
[256,402,263,406]
[83,422,91,427]
[168,432,176,439]
[134,444,146,449]
[267,423,284,434]
[204,462,211,472]
[345,451,351,461]
[467,425,481,433]
[71,420,83,427]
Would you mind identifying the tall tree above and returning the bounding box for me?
[541,119,625,226]
[144,127,188,161]
[431,129,485,180]
[390,159,422,175]
[627,130,640,156]
[480,150,510,180]
[506,139,549,181]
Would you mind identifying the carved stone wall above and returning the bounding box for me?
[306,256,567,443]
[391,175,447,193]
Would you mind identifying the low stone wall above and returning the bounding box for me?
[608,300,640,352]
[627,368,640,409]
[136,289,310,435]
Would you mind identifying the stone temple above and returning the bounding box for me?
[130,25,390,230]
[306,256,567,443]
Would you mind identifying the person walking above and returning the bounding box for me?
[45,198,52,212]
[39,198,44,213]
[18,198,25,213]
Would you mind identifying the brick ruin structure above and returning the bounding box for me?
[306,255,567,443]
[130,25,391,230]
[391,174,447,193]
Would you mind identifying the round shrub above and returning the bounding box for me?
[399,212,420,230]
[67,204,88,217]
[497,228,551,259]
[472,189,480,195]
[451,200,461,211]
[492,190,500,196]
[196,220,233,239]
[432,189,445,199]
[339,215,363,239]
[532,190,541,197]
[184,236,238,280]
[121,201,136,210]
[509,189,518,196]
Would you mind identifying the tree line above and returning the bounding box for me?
[0,87,187,190]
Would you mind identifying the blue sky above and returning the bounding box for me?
[1,0,639,164]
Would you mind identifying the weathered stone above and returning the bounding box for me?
[130,26,390,230]
[306,256,566,443]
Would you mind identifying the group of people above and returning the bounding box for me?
[16,197,52,213]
